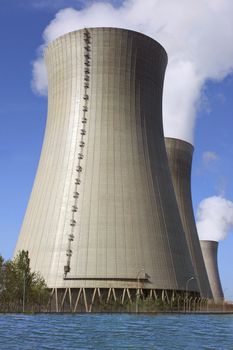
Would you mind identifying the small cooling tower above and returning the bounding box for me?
[200,240,224,302]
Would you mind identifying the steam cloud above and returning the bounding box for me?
[202,151,218,167]
[31,0,233,143]
[196,196,233,242]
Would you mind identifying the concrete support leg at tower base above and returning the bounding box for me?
[46,287,201,313]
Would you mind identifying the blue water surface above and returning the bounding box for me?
[0,314,233,349]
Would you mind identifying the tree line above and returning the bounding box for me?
[0,250,49,313]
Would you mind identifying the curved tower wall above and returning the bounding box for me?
[165,137,212,298]
[15,28,197,293]
[200,240,224,301]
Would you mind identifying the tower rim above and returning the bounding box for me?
[44,26,168,62]
[200,240,219,244]
[165,137,194,152]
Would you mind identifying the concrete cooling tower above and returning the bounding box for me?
[200,240,224,302]
[165,138,213,299]
[15,28,199,311]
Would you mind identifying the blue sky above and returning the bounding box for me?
[193,77,233,300]
[0,0,233,300]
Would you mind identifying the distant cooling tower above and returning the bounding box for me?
[165,138,212,298]
[15,28,199,310]
[200,240,224,302]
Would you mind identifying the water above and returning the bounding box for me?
[0,314,233,349]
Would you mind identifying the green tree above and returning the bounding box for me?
[0,257,18,311]
[0,251,49,312]
[0,255,5,292]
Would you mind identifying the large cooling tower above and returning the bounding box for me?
[165,138,212,298]
[15,28,198,300]
[200,240,224,301]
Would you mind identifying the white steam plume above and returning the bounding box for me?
[202,151,218,167]
[31,0,233,143]
[196,196,233,242]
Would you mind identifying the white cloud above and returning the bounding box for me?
[32,0,233,143]
[202,151,218,166]
[196,196,233,241]
[31,56,48,96]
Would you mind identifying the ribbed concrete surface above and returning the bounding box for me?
[165,138,212,298]
[200,240,224,301]
[15,28,197,292]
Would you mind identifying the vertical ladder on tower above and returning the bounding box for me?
[64,29,92,278]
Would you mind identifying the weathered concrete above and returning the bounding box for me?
[15,28,197,294]
[165,137,212,298]
[200,240,224,301]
